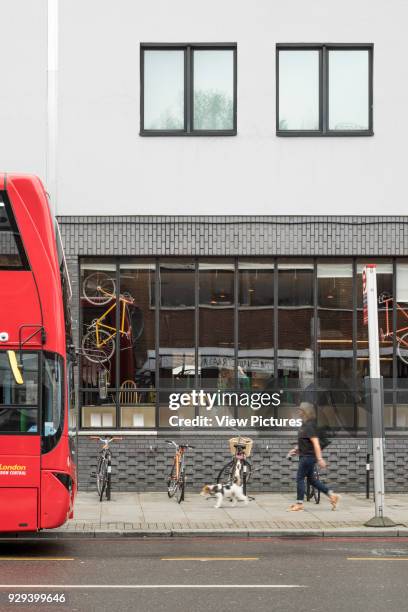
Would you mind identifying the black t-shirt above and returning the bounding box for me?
[298,420,318,457]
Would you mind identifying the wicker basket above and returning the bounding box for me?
[228,436,253,457]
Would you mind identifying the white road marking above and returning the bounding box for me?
[161,557,259,561]
[0,584,306,589]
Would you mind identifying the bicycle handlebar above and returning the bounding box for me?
[89,436,123,443]
[165,440,194,449]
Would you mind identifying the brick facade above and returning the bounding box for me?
[77,434,408,493]
[59,216,408,492]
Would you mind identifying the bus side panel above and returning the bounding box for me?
[0,488,38,531]
[40,471,71,529]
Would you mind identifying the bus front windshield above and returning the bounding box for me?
[0,352,39,433]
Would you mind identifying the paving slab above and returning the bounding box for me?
[2,491,407,538]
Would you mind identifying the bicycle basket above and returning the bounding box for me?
[228,436,253,457]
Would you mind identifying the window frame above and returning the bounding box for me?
[276,43,374,137]
[78,255,408,432]
[140,43,237,136]
[0,191,30,270]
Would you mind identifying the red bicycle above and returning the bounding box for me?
[379,293,408,365]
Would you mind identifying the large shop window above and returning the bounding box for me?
[277,262,314,420]
[158,261,195,427]
[317,262,354,428]
[356,261,394,428]
[276,44,373,136]
[396,262,408,427]
[80,260,156,428]
[141,44,237,135]
[78,257,408,431]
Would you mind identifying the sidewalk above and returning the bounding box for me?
[42,491,408,538]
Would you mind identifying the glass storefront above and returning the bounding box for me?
[79,257,408,430]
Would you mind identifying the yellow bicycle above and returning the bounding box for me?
[82,272,143,364]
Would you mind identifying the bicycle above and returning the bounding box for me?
[378,292,408,364]
[287,449,320,504]
[166,440,194,503]
[90,436,122,501]
[216,436,252,495]
[82,273,144,364]
[306,464,321,504]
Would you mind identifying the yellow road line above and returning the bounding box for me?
[347,557,408,561]
[161,557,259,561]
[0,558,74,562]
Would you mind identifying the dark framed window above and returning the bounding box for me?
[78,256,408,432]
[140,43,237,136]
[276,44,373,136]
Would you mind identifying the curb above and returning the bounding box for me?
[1,527,407,539]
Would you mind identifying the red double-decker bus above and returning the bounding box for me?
[0,174,77,532]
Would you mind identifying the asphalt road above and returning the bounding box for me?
[0,537,407,612]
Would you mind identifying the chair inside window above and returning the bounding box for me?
[119,379,140,405]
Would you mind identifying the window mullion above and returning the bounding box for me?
[322,46,328,134]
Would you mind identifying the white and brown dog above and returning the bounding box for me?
[200,483,249,509]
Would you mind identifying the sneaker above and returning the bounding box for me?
[329,494,340,511]
[287,503,304,512]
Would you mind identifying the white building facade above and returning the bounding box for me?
[1,0,407,491]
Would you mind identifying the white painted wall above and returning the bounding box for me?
[0,0,407,216]
[0,0,46,179]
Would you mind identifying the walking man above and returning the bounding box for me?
[288,402,340,512]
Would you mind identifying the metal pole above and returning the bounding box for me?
[365,452,370,499]
[364,265,395,527]
[47,0,58,216]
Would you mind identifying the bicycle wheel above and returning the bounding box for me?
[82,328,115,364]
[312,467,321,504]
[83,272,116,306]
[96,456,104,497]
[241,459,252,485]
[306,478,312,502]
[216,460,236,484]
[397,332,408,365]
[105,471,111,501]
[167,460,178,498]
[312,486,321,504]
[176,472,185,504]
[97,459,108,502]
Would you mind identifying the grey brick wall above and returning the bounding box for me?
[77,435,408,493]
[58,216,408,258]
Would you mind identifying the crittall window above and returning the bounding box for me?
[79,257,408,431]
[276,44,373,136]
[140,44,237,136]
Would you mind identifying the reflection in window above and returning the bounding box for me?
[81,262,117,392]
[278,50,320,131]
[396,262,408,377]
[119,262,156,391]
[328,50,369,131]
[0,193,29,269]
[278,263,314,389]
[143,50,184,130]
[141,45,236,134]
[277,45,372,135]
[317,262,353,390]
[199,262,234,388]
[42,353,64,452]
[193,50,234,130]
[356,263,393,383]
[0,352,38,433]
[159,261,195,388]
[238,262,274,390]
